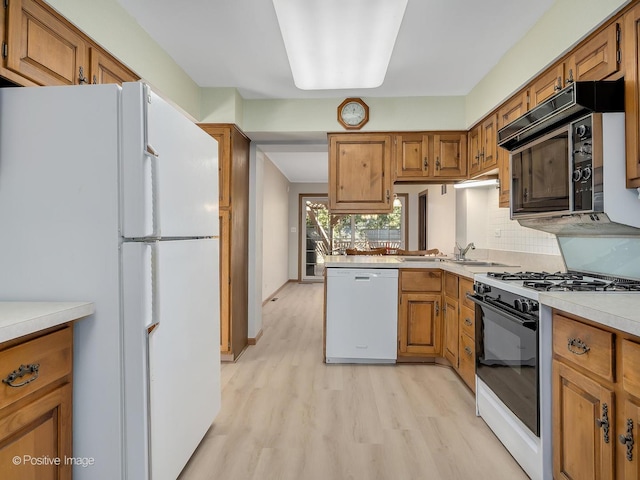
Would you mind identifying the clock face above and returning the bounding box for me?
[341,102,366,126]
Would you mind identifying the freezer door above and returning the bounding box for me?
[121,82,219,238]
[122,238,220,480]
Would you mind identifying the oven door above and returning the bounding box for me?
[511,124,571,219]
[469,295,540,436]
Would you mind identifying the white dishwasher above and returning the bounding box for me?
[325,268,398,363]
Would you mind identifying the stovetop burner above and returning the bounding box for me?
[487,271,584,281]
[487,271,640,292]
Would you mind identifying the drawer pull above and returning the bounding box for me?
[619,418,634,461]
[596,403,610,443]
[3,364,40,388]
[464,318,473,326]
[567,338,590,355]
[464,346,472,356]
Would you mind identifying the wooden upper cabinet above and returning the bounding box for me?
[394,133,430,180]
[568,22,621,83]
[432,132,467,178]
[328,133,393,213]
[468,115,497,178]
[5,0,88,86]
[625,5,640,188]
[468,126,482,176]
[90,47,137,85]
[529,63,565,109]
[497,91,528,208]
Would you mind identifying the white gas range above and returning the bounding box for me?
[470,238,640,480]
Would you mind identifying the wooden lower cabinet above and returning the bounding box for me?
[397,270,442,358]
[443,272,459,366]
[0,326,73,480]
[552,310,640,480]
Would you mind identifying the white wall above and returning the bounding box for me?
[261,156,291,301]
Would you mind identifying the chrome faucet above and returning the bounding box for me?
[455,242,475,260]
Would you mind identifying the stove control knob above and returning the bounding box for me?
[576,124,590,138]
[529,301,539,312]
[514,298,526,312]
[572,169,582,182]
[475,283,491,295]
[581,166,592,180]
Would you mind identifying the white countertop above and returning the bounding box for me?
[0,302,94,344]
[539,292,640,337]
[323,255,524,279]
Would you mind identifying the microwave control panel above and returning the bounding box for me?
[571,115,594,211]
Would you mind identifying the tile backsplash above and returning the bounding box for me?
[463,188,560,256]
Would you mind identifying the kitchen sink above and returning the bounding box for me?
[446,260,509,267]
[398,257,443,262]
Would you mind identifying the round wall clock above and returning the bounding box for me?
[337,98,369,130]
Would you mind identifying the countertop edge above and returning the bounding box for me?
[538,293,640,337]
[0,302,95,344]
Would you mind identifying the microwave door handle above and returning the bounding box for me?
[466,293,536,330]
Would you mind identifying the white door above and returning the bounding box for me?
[121,82,219,239]
[122,238,220,480]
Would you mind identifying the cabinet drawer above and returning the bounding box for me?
[0,328,72,410]
[459,277,475,310]
[400,270,442,292]
[622,339,640,399]
[459,333,475,392]
[460,305,475,338]
[553,313,614,382]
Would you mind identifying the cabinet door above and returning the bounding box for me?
[328,134,393,213]
[529,63,564,109]
[6,0,88,86]
[394,133,430,180]
[443,295,458,367]
[468,126,482,176]
[553,360,615,480]
[398,293,441,356]
[432,133,467,179]
[569,22,621,83]
[620,398,640,480]
[219,211,231,354]
[90,47,137,85]
[458,332,475,392]
[0,383,72,480]
[481,113,498,171]
[497,91,528,208]
[624,6,640,188]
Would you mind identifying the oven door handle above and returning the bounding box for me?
[466,293,537,330]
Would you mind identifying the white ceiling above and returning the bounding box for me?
[116,0,557,182]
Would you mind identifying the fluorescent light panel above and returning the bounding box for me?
[453,179,500,189]
[272,0,408,90]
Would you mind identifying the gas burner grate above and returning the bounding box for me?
[604,281,640,292]
[487,271,584,281]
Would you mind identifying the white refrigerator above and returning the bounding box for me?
[0,82,221,480]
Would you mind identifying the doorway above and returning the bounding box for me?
[418,189,428,250]
[299,195,330,282]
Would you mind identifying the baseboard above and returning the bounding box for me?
[262,280,293,306]
[248,329,263,345]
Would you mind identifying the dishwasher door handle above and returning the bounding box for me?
[354,275,376,281]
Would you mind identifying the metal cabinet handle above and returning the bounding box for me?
[619,418,634,461]
[566,69,574,85]
[596,403,610,443]
[386,190,390,203]
[423,157,428,169]
[554,76,562,91]
[2,364,40,388]
[464,318,473,326]
[78,66,88,84]
[93,74,98,85]
[435,157,441,170]
[464,346,472,356]
[435,301,439,316]
[567,338,590,355]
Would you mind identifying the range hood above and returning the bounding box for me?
[519,213,640,236]
[498,79,624,150]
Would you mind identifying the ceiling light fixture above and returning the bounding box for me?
[453,178,500,189]
[272,0,408,90]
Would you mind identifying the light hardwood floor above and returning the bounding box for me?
[179,281,529,480]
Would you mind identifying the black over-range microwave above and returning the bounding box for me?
[497,80,625,221]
